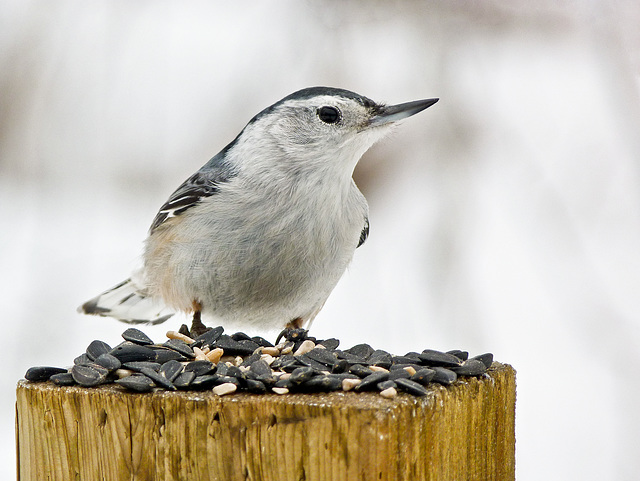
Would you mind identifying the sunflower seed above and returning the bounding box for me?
[140,367,176,390]
[122,328,154,345]
[159,360,183,382]
[418,349,462,368]
[50,372,76,386]
[94,353,121,371]
[116,374,155,392]
[25,366,67,382]
[71,364,108,387]
[355,371,389,391]
[195,326,224,348]
[452,359,487,376]
[109,343,156,363]
[470,353,494,369]
[395,378,429,396]
[432,367,457,385]
[86,340,111,361]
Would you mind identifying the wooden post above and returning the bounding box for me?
[16,363,515,481]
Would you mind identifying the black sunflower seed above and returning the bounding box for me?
[122,361,161,372]
[304,348,338,367]
[173,370,196,389]
[217,363,231,376]
[251,336,274,348]
[256,374,277,387]
[452,359,487,376]
[331,359,350,374]
[238,339,260,354]
[470,353,494,370]
[389,363,421,372]
[116,374,155,393]
[280,357,304,373]
[214,335,256,356]
[388,369,411,381]
[246,379,267,393]
[195,326,224,348]
[231,331,252,341]
[153,348,188,363]
[302,375,343,392]
[368,350,393,369]
[178,324,192,338]
[184,360,214,376]
[418,349,462,368]
[355,371,389,391]
[298,354,331,372]
[122,328,154,345]
[86,340,111,361]
[328,372,360,381]
[335,350,367,364]
[140,367,176,390]
[377,380,397,391]
[289,366,318,385]
[447,350,469,361]
[25,366,67,382]
[250,359,272,377]
[163,339,195,359]
[403,352,422,361]
[395,378,429,396]
[109,343,156,363]
[190,374,220,389]
[217,375,241,387]
[225,365,245,381]
[345,343,375,359]
[321,338,342,350]
[71,364,108,387]
[274,377,293,389]
[50,372,76,386]
[431,367,457,385]
[411,368,436,386]
[392,355,420,365]
[241,353,262,367]
[349,364,373,378]
[94,353,121,371]
[159,360,183,382]
[74,353,92,365]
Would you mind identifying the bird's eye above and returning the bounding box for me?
[317,106,341,124]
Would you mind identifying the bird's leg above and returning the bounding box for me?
[190,301,209,337]
[190,311,208,337]
[285,317,304,329]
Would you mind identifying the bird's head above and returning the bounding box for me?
[227,87,438,182]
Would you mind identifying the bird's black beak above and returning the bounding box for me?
[369,98,439,126]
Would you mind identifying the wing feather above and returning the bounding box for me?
[357,217,369,248]
[149,156,236,232]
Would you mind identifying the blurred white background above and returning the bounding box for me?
[2,1,640,479]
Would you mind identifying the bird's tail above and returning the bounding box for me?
[78,278,175,325]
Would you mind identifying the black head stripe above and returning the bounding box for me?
[247,87,379,127]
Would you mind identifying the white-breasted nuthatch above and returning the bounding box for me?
[80,87,437,334]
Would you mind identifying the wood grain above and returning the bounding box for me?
[16,363,515,481]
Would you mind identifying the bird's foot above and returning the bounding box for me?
[275,318,308,345]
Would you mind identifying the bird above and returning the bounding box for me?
[79,87,438,336]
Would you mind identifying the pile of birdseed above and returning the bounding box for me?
[24,326,494,398]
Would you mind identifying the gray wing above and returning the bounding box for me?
[149,157,236,233]
[357,218,369,248]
